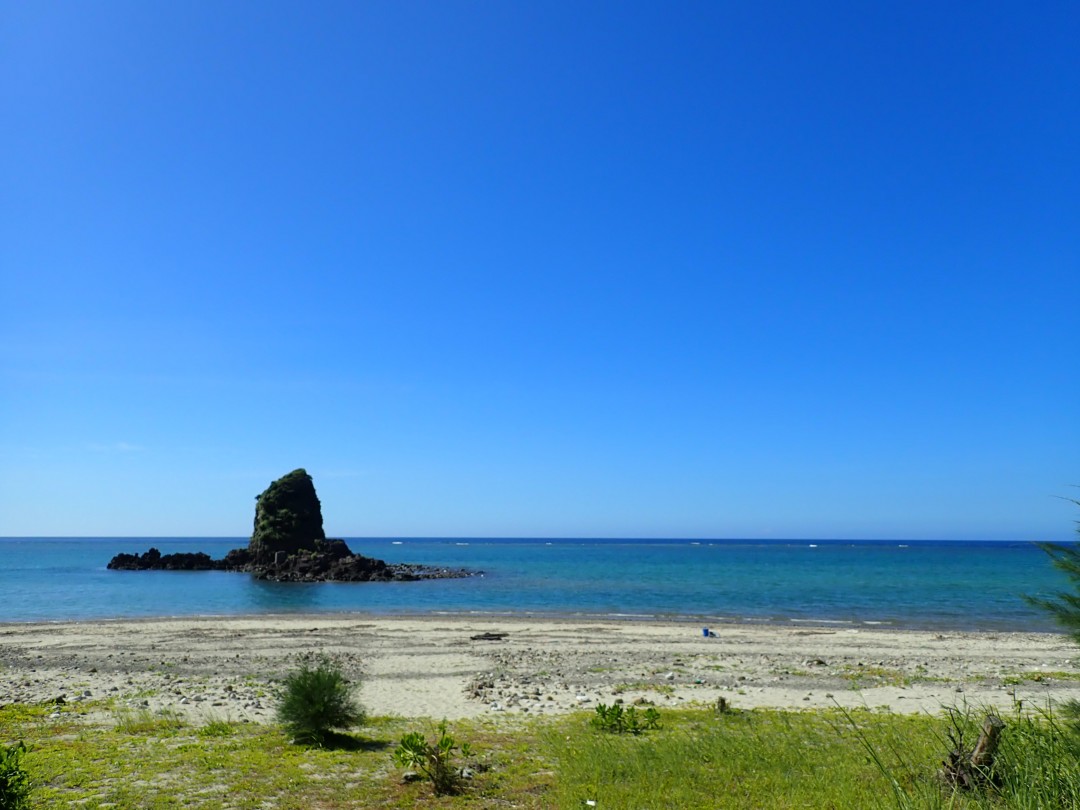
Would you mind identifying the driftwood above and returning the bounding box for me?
[970,714,1006,769]
[941,713,1005,789]
[469,632,509,642]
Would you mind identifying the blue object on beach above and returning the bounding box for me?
[703,627,709,637]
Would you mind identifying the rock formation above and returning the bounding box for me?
[106,548,224,571]
[107,469,474,582]
[248,468,326,564]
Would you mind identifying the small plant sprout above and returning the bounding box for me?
[394,721,474,796]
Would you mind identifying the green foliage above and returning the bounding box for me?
[196,718,236,738]
[393,721,473,796]
[114,708,184,736]
[553,708,942,808]
[10,696,1080,808]
[0,742,32,810]
[591,702,660,734]
[277,655,364,745]
[1025,495,1080,644]
[250,468,326,557]
[987,702,1080,808]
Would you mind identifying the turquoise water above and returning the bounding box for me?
[0,537,1069,631]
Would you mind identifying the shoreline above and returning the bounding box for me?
[0,606,1056,634]
[2,614,1078,723]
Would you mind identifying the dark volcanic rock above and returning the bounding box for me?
[249,538,400,582]
[107,539,473,582]
[107,548,224,571]
[249,468,326,564]
[107,470,476,582]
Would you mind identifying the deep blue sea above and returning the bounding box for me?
[0,538,1071,632]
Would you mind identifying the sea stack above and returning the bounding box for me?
[249,468,326,564]
[108,468,477,582]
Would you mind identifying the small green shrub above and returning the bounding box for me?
[115,709,184,736]
[197,719,236,738]
[277,654,364,745]
[0,741,32,810]
[394,721,473,796]
[591,703,660,734]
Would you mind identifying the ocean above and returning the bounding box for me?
[0,537,1070,631]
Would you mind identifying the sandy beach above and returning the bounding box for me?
[1,615,1077,724]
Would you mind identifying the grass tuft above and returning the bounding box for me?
[114,708,185,735]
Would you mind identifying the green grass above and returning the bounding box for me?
[114,708,185,736]
[839,664,952,689]
[5,699,1080,808]
[1002,670,1080,686]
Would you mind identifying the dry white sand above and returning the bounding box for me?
[2,615,1077,724]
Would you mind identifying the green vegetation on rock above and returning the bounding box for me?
[250,468,326,563]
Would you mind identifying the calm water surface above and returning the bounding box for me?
[0,537,1068,631]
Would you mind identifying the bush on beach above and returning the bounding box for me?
[0,741,32,810]
[1025,494,1080,642]
[277,654,365,745]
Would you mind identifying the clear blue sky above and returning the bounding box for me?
[2,2,1077,540]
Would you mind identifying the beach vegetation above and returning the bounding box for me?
[1025,494,1080,643]
[5,697,1080,808]
[591,702,660,734]
[114,708,184,736]
[394,720,474,796]
[1002,670,1080,686]
[196,717,236,738]
[840,665,911,688]
[611,680,675,696]
[838,663,952,689]
[0,742,32,810]
[277,654,365,745]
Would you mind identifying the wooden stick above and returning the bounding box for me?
[969,714,1005,770]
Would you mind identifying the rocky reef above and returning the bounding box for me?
[107,468,474,582]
